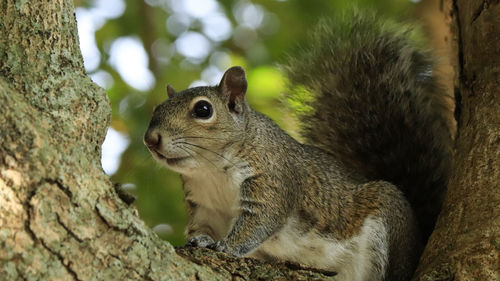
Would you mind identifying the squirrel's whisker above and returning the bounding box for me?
[179,145,219,170]
[173,136,229,141]
[175,141,237,168]
[174,136,267,150]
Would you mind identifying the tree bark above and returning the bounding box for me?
[0,2,333,280]
[413,0,499,280]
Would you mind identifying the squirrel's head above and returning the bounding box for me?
[144,66,249,174]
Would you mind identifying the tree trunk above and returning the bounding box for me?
[413,0,499,280]
[0,2,332,280]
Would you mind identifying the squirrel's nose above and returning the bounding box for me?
[144,129,162,149]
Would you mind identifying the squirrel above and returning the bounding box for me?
[144,13,452,281]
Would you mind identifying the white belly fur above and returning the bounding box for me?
[183,160,253,239]
[251,216,388,281]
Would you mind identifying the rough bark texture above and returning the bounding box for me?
[0,1,334,280]
[413,0,499,280]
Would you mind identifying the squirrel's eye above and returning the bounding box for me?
[193,100,213,119]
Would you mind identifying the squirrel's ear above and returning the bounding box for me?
[219,66,247,113]
[166,84,177,98]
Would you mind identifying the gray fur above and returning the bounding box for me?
[284,13,453,239]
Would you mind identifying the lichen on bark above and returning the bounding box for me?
[0,1,216,280]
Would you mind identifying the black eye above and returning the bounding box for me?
[193,100,213,119]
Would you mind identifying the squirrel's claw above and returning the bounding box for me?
[207,240,227,252]
[186,234,215,248]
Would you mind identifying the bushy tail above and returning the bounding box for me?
[284,13,453,238]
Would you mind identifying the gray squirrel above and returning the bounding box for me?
[144,13,452,281]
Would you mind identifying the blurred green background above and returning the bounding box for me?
[73,0,444,246]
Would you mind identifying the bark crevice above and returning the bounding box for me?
[24,182,82,280]
[471,0,487,22]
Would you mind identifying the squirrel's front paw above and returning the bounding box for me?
[208,240,228,252]
[186,234,215,248]
[208,240,246,257]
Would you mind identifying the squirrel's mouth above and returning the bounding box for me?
[152,150,189,166]
[165,156,190,166]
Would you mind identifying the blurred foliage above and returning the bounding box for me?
[74,0,424,246]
